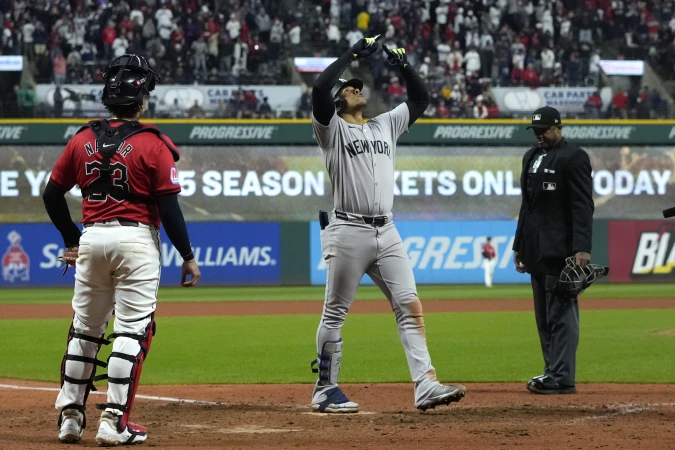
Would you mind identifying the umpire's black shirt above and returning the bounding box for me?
[513,138,595,275]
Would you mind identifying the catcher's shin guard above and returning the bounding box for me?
[95,317,156,431]
[56,320,111,429]
[311,339,343,386]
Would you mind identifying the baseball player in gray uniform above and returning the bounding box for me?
[309,36,466,413]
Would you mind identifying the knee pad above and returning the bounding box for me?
[311,339,342,386]
[94,316,156,431]
[58,319,111,429]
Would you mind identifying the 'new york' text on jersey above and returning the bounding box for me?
[312,103,409,216]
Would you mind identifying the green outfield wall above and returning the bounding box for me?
[3,119,675,145]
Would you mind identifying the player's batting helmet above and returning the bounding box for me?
[102,54,160,107]
[332,78,363,115]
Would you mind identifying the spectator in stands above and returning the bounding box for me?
[566,53,582,87]
[269,18,284,57]
[388,76,405,109]
[226,13,241,41]
[258,97,274,119]
[419,57,430,79]
[447,42,463,72]
[18,82,36,118]
[298,85,312,119]
[584,91,603,118]
[473,95,488,119]
[357,9,370,32]
[53,86,64,118]
[22,16,36,62]
[327,18,341,54]
[256,8,272,42]
[192,35,208,76]
[465,46,481,76]
[188,100,206,119]
[648,88,666,118]
[53,50,67,85]
[112,32,129,59]
[540,47,555,80]
[101,20,117,61]
[436,99,450,118]
[523,63,538,87]
[611,90,629,119]
[636,96,651,118]
[288,22,301,56]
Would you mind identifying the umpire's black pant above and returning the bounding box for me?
[531,273,580,386]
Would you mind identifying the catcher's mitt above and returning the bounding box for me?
[57,246,79,275]
[549,257,609,298]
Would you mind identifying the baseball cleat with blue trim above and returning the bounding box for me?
[311,387,360,413]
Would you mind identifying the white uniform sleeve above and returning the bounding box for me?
[386,103,410,141]
[312,110,339,150]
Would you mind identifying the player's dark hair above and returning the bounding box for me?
[105,102,143,119]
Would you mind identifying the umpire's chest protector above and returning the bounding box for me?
[519,143,584,267]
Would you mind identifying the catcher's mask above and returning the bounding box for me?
[549,257,609,298]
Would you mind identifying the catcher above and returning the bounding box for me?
[43,54,200,445]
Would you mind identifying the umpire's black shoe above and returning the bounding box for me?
[526,375,576,395]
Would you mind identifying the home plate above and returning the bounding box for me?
[219,425,301,434]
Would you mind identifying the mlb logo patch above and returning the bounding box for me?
[533,114,542,121]
[170,166,179,185]
[543,182,556,191]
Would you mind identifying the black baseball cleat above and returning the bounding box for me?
[526,376,576,395]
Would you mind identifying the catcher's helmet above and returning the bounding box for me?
[549,257,609,299]
[332,78,363,115]
[102,54,160,107]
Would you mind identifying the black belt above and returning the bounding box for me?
[335,210,388,227]
[84,219,139,228]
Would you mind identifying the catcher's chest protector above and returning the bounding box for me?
[78,120,178,202]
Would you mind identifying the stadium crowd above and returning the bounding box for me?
[0,0,671,118]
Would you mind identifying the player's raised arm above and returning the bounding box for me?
[382,45,430,127]
[312,35,381,126]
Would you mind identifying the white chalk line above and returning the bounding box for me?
[0,383,218,405]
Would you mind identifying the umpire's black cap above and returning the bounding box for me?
[526,106,562,129]
[331,78,363,99]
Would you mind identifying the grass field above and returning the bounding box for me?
[0,283,673,304]
[0,284,673,386]
[0,310,673,385]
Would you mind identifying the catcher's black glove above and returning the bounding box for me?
[350,35,381,60]
[382,45,409,68]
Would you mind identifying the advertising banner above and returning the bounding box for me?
[608,220,675,283]
[1,145,672,223]
[309,220,531,285]
[35,84,303,117]
[491,87,613,114]
[3,121,675,145]
[0,222,280,287]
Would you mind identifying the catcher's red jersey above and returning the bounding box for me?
[49,121,181,228]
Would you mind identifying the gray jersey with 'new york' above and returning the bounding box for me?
[312,103,409,216]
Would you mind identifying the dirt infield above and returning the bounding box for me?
[1,379,674,449]
[1,297,674,319]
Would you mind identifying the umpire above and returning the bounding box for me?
[513,106,594,394]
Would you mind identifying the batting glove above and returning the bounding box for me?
[382,45,408,69]
[57,246,79,275]
[350,35,381,60]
